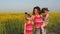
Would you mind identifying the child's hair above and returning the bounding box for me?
[25,12,28,14]
[41,8,49,13]
[25,12,31,17]
[25,12,31,20]
[33,6,41,15]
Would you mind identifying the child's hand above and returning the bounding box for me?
[41,23,46,28]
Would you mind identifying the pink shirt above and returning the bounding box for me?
[26,22,33,32]
[34,15,43,30]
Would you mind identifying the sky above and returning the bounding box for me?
[0,0,60,12]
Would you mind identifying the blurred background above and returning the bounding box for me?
[0,0,60,34]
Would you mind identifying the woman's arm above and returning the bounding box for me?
[24,23,26,34]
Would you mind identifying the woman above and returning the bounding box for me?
[41,8,49,34]
[31,6,43,34]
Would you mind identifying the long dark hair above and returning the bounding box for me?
[33,6,41,15]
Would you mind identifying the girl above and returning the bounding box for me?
[31,6,43,34]
[24,12,33,34]
[41,8,49,34]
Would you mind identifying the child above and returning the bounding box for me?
[41,8,49,34]
[31,6,43,34]
[24,12,33,34]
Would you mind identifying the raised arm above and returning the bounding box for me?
[31,15,34,25]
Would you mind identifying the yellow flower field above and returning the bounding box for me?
[0,12,60,34]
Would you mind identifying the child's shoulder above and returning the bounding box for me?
[46,13,49,16]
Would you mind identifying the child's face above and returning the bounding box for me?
[25,14,28,19]
[26,17,31,21]
[25,14,31,20]
[45,10,48,14]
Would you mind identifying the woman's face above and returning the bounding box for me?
[34,9,39,15]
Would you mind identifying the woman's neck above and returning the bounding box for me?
[36,13,39,15]
[35,13,40,15]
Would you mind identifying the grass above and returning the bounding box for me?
[47,12,60,34]
[0,12,60,34]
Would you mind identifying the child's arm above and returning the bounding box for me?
[42,14,49,27]
[44,14,49,26]
[31,15,34,21]
[24,23,26,34]
[31,21,34,26]
[45,14,49,21]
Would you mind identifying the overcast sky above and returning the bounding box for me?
[0,0,60,12]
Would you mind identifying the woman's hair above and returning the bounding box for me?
[41,8,49,13]
[33,6,41,15]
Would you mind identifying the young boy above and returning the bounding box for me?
[41,8,49,34]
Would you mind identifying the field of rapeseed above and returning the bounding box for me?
[0,12,60,34]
